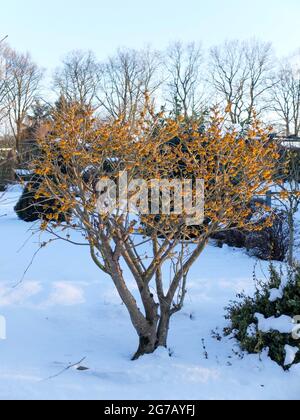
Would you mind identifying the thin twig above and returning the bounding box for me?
[42,357,87,381]
[46,228,89,246]
[0,35,8,44]
[13,241,48,288]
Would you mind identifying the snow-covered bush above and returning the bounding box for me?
[224,265,300,369]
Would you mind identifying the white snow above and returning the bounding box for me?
[255,314,294,334]
[0,186,300,400]
[284,346,299,367]
[43,282,85,307]
[281,141,300,149]
[14,169,33,176]
[269,288,284,303]
[247,324,257,338]
[0,315,6,340]
[268,269,291,303]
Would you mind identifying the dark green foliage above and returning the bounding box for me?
[224,265,300,369]
[14,174,70,223]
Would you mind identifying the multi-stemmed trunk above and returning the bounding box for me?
[132,308,171,360]
[95,233,208,361]
[99,242,174,360]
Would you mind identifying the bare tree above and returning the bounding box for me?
[54,50,102,108]
[4,49,43,153]
[209,39,273,126]
[271,58,300,137]
[97,47,161,122]
[0,50,7,123]
[0,41,10,124]
[164,42,204,120]
[274,146,300,266]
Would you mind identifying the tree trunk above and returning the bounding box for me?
[132,309,172,360]
[288,211,295,266]
[286,122,290,138]
[132,324,159,360]
[16,120,23,156]
[157,309,171,348]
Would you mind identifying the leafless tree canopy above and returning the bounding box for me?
[97,47,161,122]
[209,40,273,126]
[2,38,300,150]
[164,42,204,119]
[0,42,11,124]
[54,50,102,108]
[4,49,43,152]
[274,146,300,265]
[271,57,300,137]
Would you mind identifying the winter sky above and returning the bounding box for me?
[1,0,300,69]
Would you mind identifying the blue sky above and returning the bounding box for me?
[1,0,300,70]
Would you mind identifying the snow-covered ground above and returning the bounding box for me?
[0,186,299,400]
